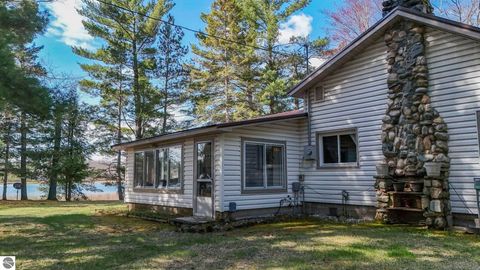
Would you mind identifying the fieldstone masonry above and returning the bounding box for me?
[375,0,452,229]
[382,0,433,16]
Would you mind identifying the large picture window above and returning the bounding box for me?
[243,139,286,191]
[317,130,358,167]
[133,145,183,190]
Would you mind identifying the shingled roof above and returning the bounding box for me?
[112,110,307,150]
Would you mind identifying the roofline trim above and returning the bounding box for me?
[287,7,480,97]
[287,8,399,97]
[111,112,307,150]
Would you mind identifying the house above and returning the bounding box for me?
[113,2,480,228]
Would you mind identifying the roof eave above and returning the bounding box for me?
[111,112,308,151]
[287,7,480,98]
[287,9,401,98]
[111,126,221,151]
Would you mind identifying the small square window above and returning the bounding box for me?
[318,130,358,167]
[315,86,324,102]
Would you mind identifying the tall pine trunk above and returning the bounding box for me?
[161,54,170,134]
[133,46,142,139]
[65,181,70,201]
[48,112,62,200]
[224,44,231,123]
[132,20,143,140]
[116,93,124,201]
[20,111,28,200]
[161,89,168,133]
[2,115,11,200]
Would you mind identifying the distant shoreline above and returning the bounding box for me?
[4,180,115,185]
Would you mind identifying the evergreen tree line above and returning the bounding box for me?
[0,0,92,201]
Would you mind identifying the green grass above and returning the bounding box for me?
[1,201,479,270]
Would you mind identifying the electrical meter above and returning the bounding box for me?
[475,178,480,190]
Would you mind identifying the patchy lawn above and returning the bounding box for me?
[0,201,479,270]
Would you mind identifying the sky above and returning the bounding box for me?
[36,0,339,81]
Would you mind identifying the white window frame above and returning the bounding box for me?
[476,111,480,161]
[133,144,183,190]
[314,85,325,102]
[156,145,183,190]
[317,129,359,168]
[242,139,287,191]
[133,151,145,188]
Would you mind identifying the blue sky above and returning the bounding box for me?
[37,0,338,79]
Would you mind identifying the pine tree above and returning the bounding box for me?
[0,2,50,201]
[190,0,257,123]
[75,0,173,139]
[0,105,18,200]
[243,0,311,114]
[0,0,49,112]
[0,0,51,200]
[75,0,173,199]
[57,89,93,201]
[154,14,188,134]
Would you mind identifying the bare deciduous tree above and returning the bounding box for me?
[324,0,382,50]
[436,0,480,26]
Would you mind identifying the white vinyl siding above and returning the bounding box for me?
[221,119,304,211]
[301,37,388,206]
[426,28,480,215]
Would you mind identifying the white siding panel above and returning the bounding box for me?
[426,28,480,215]
[221,119,304,211]
[301,37,388,207]
[214,135,224,212]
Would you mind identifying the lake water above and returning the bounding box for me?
[0,182,119,200]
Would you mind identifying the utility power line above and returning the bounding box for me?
[93,0,299,58]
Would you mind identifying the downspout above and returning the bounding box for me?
[307,89,312,146]
[305,42,312,147]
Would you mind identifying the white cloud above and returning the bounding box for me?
[46,0,94,49]
[310,57,326,68]
[278,14,313,44]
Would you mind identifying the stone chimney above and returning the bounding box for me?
[382,0,434,16]
[375,0,452,229]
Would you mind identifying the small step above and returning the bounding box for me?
[173,216,215,225]
[387,207,423,212]
[388,192,423,195]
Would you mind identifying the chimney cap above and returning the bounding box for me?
[382,0,434,17]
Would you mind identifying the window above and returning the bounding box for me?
[315,85,324,102]
[196,142,212,180]
[156,146,182,189]
[243,140,286,191]
[144,151,155,187]
[318,130,358,167]
[134,152,144,187]
[196,141,213,197]
[133,145,183,190]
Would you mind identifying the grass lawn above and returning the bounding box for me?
[0,201,479,270]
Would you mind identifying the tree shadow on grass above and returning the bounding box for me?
[0,213,190,270]
[1,215,480,270]
[161,220,480,270]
